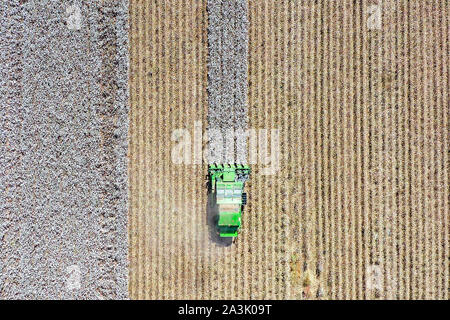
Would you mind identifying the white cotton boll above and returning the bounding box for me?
[0,1,129,299]
[207,0,249,164]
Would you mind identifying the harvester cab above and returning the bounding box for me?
[208,164,251,240]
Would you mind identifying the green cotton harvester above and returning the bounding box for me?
[208,164,251,240]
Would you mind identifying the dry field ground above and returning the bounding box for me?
[129,0,448,299]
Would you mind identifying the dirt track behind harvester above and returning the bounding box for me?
[130,0,448,299]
